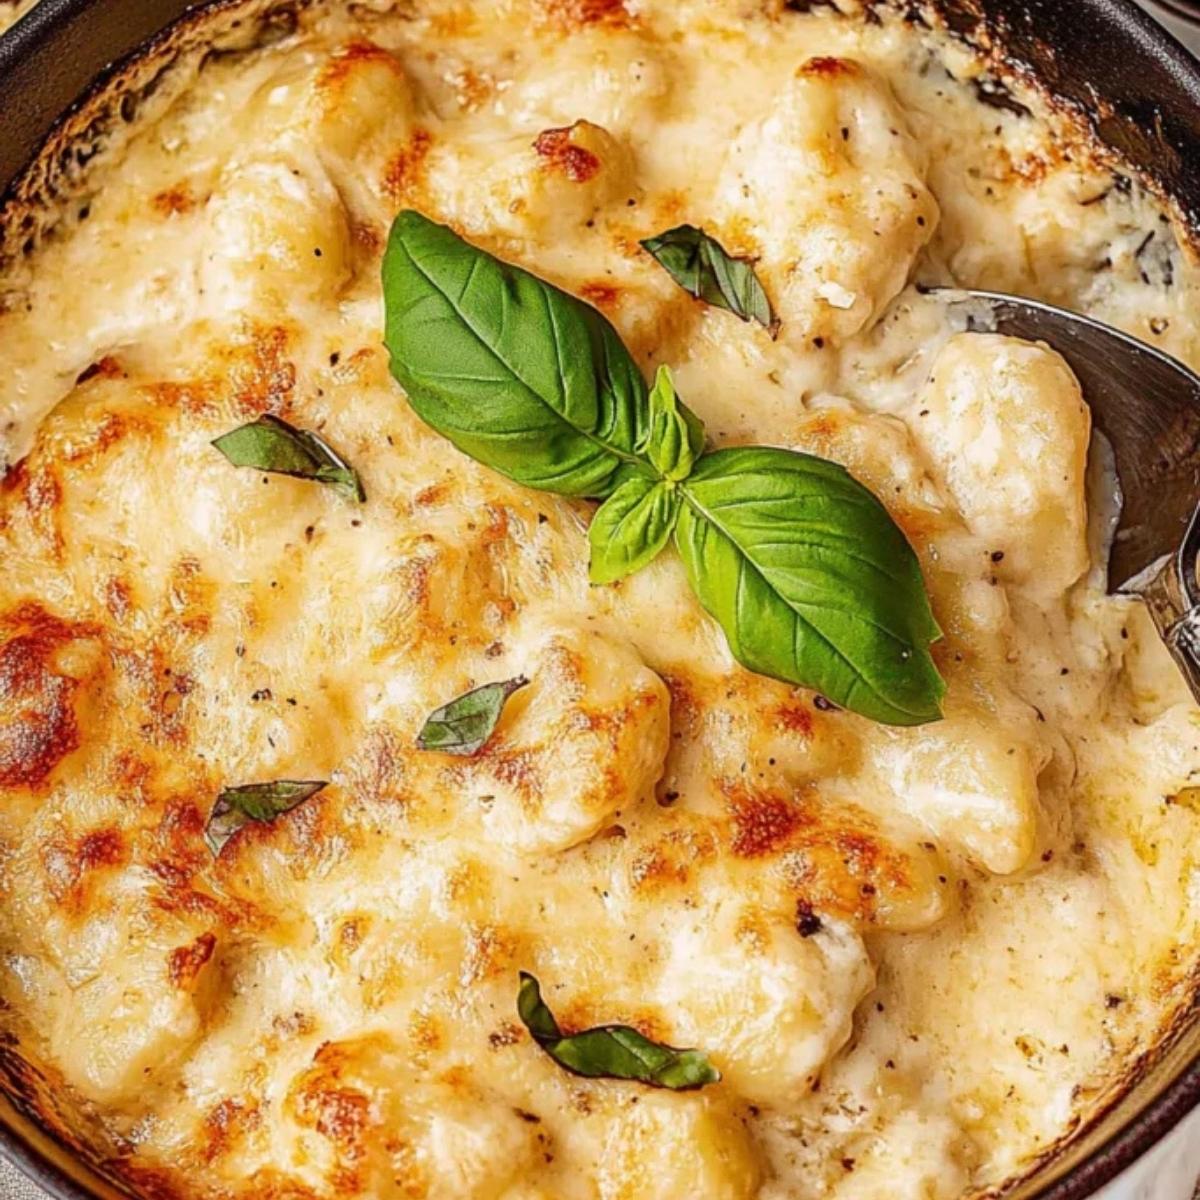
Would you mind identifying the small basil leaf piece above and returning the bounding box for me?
[588,472,680,585]
[383,210,652,498]
[641,224,777,334]
[212,414,365,502]
[517,972,720,1090]
[641,366,705,482]
[417,676,529,755]
[675,446,944,726]
[205,780,328,856]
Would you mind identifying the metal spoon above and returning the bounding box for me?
[934,288,1200,699]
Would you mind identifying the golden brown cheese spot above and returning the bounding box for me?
[315,37,404,94]
[0,606,100,790]
[17,461,63,557]
[726,783,804,858]
[629,819,719,893]
[291,1049,373,1192]
[381,128,433,205]
[578,280,623,309]
[719,779,935,927]
[534,125,603,182]
[201,1097,261,1166]
[168,931,217,990]
[40,826,128,911]
[152,185,196,217]
[229,324,298,416]
[798,55,860,79]
[538,0,631,29]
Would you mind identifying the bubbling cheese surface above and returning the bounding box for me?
[1,2,1200,1197]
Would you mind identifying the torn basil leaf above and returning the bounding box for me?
[417,676,529,755]
[640,224,777,333]
[517,972,720,1090]
[640,366,705,483]
[205,780,328,856]
[212,414,365,502]
[588,472,679,585]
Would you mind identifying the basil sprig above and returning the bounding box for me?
[517,972,720,1090]
[382,212,944,726]
[417,676,528,755]
[212,414,365,502]
[641,224,777,334]
[204,780,328,856]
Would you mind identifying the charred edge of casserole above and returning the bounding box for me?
[901,0,1200,254]
[1,0,1199,270]
[0,1041,131,1191]
[978,965,1200,1199]
[0,0,310,271]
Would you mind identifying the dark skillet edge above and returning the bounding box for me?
[920,0,1200,249]
[1,1,1200,1198]
[0,0,309,268]
[0,1110,112,1200]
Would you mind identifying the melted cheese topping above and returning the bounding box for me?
[2,3,1200,1198]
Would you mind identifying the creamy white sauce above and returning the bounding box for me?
[0,3,1199,1198]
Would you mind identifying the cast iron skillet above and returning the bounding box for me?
[1,0,1200,1197]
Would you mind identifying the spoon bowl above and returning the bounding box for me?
[935,287,1200,698]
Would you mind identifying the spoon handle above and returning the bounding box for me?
[1130,504,1200,701]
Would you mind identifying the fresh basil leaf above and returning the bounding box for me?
[417,676,529,755]
[212,414,365,502]
[675,446,944,725]
[383,210,653,497]
[589,472,680,585]
[641,224,777,334]
[641,366,704,482]
[517,972,719,1090]
[205,780,328,856]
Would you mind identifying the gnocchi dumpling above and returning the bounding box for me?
[653,902,872,1106]
[589,1093,761,1200]
[872,696,1046,875]
[51,898,217,1105]
[715,57,937,344]
[288,1035,538,1198]
[460,625,670,853]
[511,29,672,133]
[915,333,1091,598]
[248,39,419,209]
[200,154,351,311]
[426,120,637,240]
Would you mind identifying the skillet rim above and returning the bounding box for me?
[0,0,1199,1197]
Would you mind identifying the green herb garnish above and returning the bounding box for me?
[212,414,365,502]
[640,223,777,334]
[517,972,720,1089]
[204,780,328,856]
[382,211,944,725]
[417,676,529,755]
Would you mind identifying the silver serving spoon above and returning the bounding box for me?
[935,288,1200,699]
